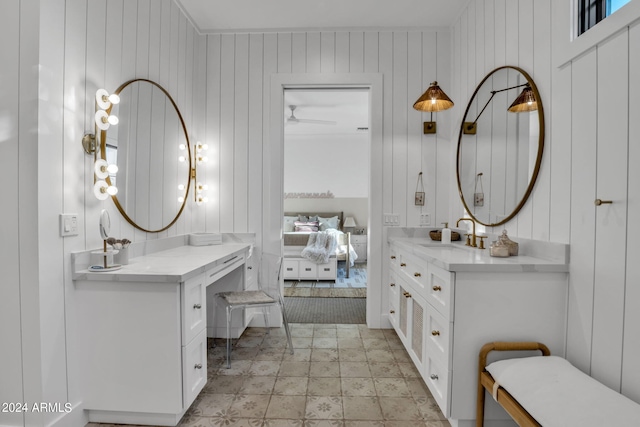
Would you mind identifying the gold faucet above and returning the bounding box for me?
[456,218,477,247]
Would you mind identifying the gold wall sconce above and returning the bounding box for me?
[178,141,209,205]
[82,89,120,200]
[412,81,454,134]
[463,83,538,135]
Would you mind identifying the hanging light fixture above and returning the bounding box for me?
[507,85,538,112]
[82,88,120,199]
[413,81,454,134]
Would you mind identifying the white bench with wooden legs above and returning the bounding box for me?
[477,341,640,427]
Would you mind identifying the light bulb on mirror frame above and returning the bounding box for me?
[94,159,119,179]
[93,180,118,200]
[95,110,119,131]
[95,89,121,110]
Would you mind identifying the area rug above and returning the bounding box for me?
[284,297,366,324]
[284,264,367,298]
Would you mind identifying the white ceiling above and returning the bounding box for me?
[284,89,369,136]
[176,0,468,33]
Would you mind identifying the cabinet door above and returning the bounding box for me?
[398,283,411,344]
[299,260,317,279]
[388,271,399,328]
[182,273,206,346]
[283,259,299,279]
[318,260,336,279]
[182,329,207,408]
[406,290,428,373]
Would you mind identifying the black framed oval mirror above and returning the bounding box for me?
[456,66,544,227]
[101,79,192,232]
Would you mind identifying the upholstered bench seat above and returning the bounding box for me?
[484,354,640,427]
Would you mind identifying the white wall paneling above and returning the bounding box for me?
[0,1,28,425]
[455,0,640,404]
[0,1,207,426]
[591,31,629,391]
[622,21,640,403]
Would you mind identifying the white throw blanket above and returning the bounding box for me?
[301,229,340,264]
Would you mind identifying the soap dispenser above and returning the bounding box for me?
[441,222,451,244]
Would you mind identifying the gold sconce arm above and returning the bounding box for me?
[463,83,535,135]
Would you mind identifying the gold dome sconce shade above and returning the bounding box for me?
[508,85,538,112]
[413,81,454,134]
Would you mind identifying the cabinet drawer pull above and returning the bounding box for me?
[432,285,442,291]
[431,330,440,336]
[247,266,252,270]
[193,303,202,309]
[305,268,312,271]
[389,283,396,287]
[430,374,438,380]
[286,268,293,271]
[400,263,407,267]
[404,292,412,298]
[194,363,203,369]
[390,310,395,314]
[414,272,421,277]
[391,255,396,259]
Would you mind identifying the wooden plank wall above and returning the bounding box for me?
[201,30,454,234]
[453,0,640,403]
[26,1,206,425]
[0,1,39,425]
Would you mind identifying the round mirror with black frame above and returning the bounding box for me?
[456,66,544,227]
[101,79,192,233]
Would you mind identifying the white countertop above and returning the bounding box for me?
[73,243,252,283]
[389,237,569,273]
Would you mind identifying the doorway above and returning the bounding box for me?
[266,73,384,329]
[282,88,369,323]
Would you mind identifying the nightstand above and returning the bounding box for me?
[350,234,367,263]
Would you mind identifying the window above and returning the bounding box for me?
[577,0,632,36]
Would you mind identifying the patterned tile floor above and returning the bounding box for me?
[87,323,450,427]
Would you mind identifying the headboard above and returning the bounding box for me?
[283,211,344,246]
[284,211,344,231]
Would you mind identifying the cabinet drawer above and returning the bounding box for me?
[299,260,317,279]
[283,259,299,278]
[182,273,206,346]
[425,356,451,418]
[317,260,336,279]
[182,329,207,409]
[426,306,452,370]
[426,263,454,319]
[404,253,428,292]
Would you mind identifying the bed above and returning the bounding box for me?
[283,211,357,280]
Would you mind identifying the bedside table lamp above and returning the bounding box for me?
[344,216,356,233]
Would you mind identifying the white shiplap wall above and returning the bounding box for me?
[201,29,453,330]
[0,1,40,426]
[454,0,640,403]
[202,30,453,234]
[0,1,206,426]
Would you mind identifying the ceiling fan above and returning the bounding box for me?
[286,105,337,126]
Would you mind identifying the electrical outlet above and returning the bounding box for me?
[383,213,399,226]
[60,213,79,237]
[420,213,431,226]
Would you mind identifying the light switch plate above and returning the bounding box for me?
[420,213,431,226]
[383,213,399,226]
[60,213,79,237]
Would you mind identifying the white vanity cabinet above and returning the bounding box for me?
[73,244,251,426]
[388,239,568,426]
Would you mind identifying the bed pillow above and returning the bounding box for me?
[318,215,340,231]
[294,221,319,232]
[298,215,319,223]
[283,216,298,232]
